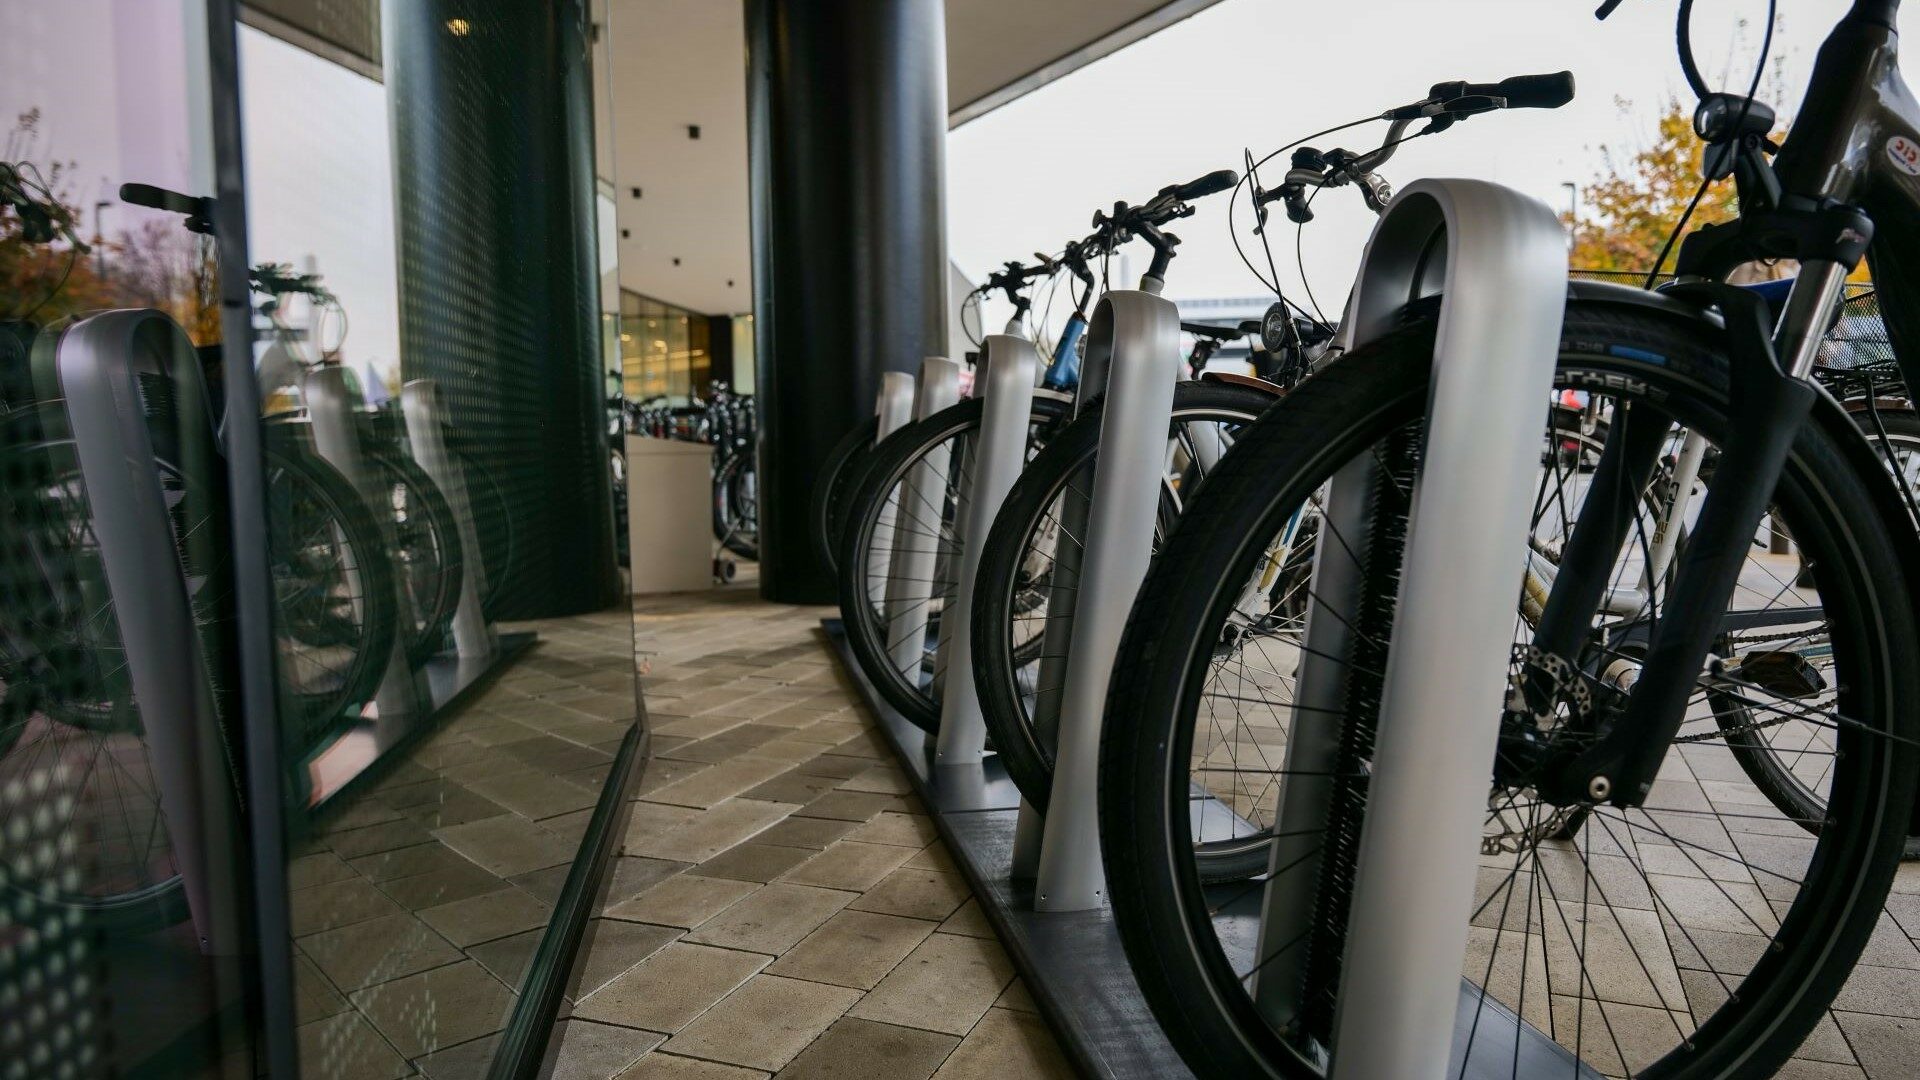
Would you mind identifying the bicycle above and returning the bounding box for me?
[1098,9,1920,1074]
[967,118,1474,843]
[707,381,758,561]
[832,257,1080,729]
[250,266,464,665]
[964,210,1316,863]
[0,181,398,936]
[809,251,1097,578]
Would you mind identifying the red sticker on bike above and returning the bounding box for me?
[1886,135,1920,175]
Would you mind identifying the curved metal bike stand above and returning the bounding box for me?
[882,362,962,677]
[1034,288,1181,911]
[307,366,429,723]
[935,336,1039,764]
[403,379,496,661]
[55,310,243,955]
[866,372,918,611]
[1266,179,1569,1080]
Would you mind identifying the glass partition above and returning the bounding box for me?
[5,2,641,1072]
[1,1,257,1073]
[238,0,637,1068]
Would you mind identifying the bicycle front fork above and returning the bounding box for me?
[1535,274,1839,808]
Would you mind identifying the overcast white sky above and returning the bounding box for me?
[948,0,1920,329]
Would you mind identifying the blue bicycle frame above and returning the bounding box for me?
[1040,309,1089,391]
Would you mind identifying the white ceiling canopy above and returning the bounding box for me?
[605,0,1222,315]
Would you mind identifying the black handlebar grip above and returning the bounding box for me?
[1173,168,1239,201]
[119,182,203,214]
[1492,71,1575,110]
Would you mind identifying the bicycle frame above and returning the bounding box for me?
[1537,0,1920,809]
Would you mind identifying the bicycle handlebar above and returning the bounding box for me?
[1181,321,1246,342]
[1385,70,1576,119]
[1465,71,1576,111]
[120,182,215,235]
[1163,169,1240,204]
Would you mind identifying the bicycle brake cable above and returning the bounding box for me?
[1639,0,1776,288]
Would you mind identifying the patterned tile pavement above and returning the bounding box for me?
[552,587,1074,1080]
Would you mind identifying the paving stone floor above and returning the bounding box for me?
[290,579,1920,1078]
[548,587,1074,1080]
[284,609,642,1080]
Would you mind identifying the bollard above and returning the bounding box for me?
[881,361,959,677]
[1269,180,1568,1080]
[403,379,496,659]
[308,366,427,721]
[866,372,918,610]
[1032,290,1180,911]
[934,338,1039,764]
[54,311,244,955]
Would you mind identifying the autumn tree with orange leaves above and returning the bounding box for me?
[1566,98,1749,277]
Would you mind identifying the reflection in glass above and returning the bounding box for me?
[2,1,253,1074]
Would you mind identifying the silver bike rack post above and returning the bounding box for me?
[934,337,1039,764]
[1254,179,1566,1079]
[1033,287,1181,911]
[866,372,919,610]
[55,310,243,955]
[307,365,428,721]
[881,361,961,676]
[1011,330,1116,876]
[402,378,495,660]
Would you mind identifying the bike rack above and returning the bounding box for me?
[1263,179,1568,1080]
[307,366,429,722]
[880,362,961,679]
[55,310,244,955]
[935,336,1039,765]
[1033,287,1182,911]
[865,372,917,611]
[402,379,495,660]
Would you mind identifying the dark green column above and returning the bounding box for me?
[385,0,619,617]
[745,0,950,603]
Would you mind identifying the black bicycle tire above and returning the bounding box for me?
[1716,406,1920,831]
[971,382,1276,830]
[264,444,400,754]
[714,450,759,560]
[813,416,880,575]
[367,446,463,665]
[837,395,1072,731]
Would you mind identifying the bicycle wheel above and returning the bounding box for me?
[714,450,759,560]
[0,404,205,936]
[812,416,880,574]
[836,395,1072,731]
[1099,298,1920,1079]
[262,446,399,753]
[970,381,1275,838]
[1713,405,1920,831]
[366,446,462,665]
